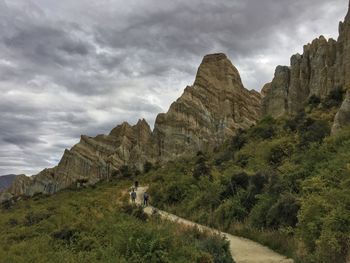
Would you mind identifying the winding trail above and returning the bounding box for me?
[132,186,294,263]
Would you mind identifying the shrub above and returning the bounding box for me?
[250,116,276,139]
[231,129,247,150]
[193,155,211,180]
[143,161,153,173]
[163,183,185,205]
[24,211,51,226]
[266,194,300,229]
[197,234,233,263]
[132,206,148,221]
[7,218,18,227]
[268,143,293,166]
[231,172,249,190]
[322,87,345,109]
[249,194,276,228]
[235,153,250,168]
[308,95,321,106]
[52,227,78,244]
[299,119,330,147]
[1,199,13,210]
[214,198,247,228]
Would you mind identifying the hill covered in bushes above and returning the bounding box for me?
[146,96,350,263]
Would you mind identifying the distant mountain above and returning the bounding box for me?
[0,174,17,192]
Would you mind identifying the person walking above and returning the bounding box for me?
[130,188,137,204]
[134,181,139,191]
[143,191,149,206]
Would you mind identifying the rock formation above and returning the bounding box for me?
[0,54,261,202]
[153,53,261,161]
[263,1,350,117]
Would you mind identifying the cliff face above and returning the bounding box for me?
[153,53,261,161]
[1,54,261,201]
[263,2,350,117]
[332,90,350,134]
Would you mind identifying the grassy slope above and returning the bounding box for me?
[0,179,233,263]
[145,98,350,262]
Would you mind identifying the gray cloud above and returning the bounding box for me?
[0,0,348,175]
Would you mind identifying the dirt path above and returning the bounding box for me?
[132,186,294,263]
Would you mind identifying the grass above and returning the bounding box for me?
[0,179,233,263]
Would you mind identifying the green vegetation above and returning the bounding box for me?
[0,180,233,263]
[146,107,350,263]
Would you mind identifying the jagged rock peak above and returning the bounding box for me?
[1,53,261,202]
[202,53,228,62]
[153,53,261,161]
[194,53,244,93]
[262,2,350,118]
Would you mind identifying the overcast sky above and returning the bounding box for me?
[0,0,348,176]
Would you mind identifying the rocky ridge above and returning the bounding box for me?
[0,54,261,201]
[263,1,350,117]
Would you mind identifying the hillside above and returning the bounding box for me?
[145,102,350,262]
[0,179,232,263]
[1,1,350,263]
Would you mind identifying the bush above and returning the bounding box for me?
[198,234,233,263]
[7,218,18,227]
[250,116,276,139]
[231,129,247,150]
[143,161,153,173]
[322,87,345,109]
[214,198,247,228]
[266,194,300,229]
[52,227,78,244]
[231,172,249,190]
[163,183,186,205]
[193,155,211,180]
[24,211,51,226]
[235,153,250,168]
[268,143,293,166]
[249,195,276,228]
[308,95,321,106]
[299,119,330,147]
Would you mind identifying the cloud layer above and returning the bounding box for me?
[0,0,347,175]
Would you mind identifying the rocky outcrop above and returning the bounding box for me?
[263,1,350,117]
[262,66,290,117]
[153,53,261,161]
[332,90,350,134]
[1,54,261,202]
[0,119,155,202]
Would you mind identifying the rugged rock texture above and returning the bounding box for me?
[153,53,261,161]
[0,119,155,202]
[263,2,350,117]
[1,54,261,202]
[332,90,350,134]
[0,174,17,192]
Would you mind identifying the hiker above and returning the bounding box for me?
[143,191,149,206]
[134,180,139,190]
[130,188,137,203]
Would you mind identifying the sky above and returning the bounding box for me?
[0,0,348,176]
